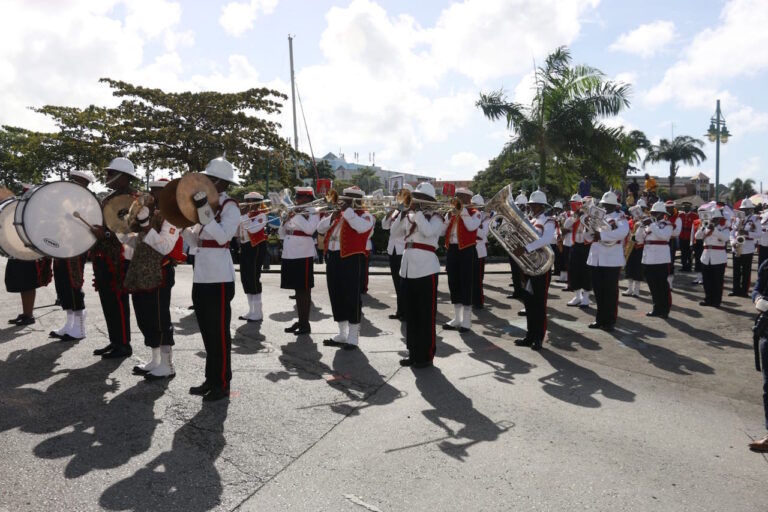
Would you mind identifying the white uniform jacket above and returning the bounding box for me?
[400,212,444,279]
[476,213,491,259]
[239,212,268,243]
[563,212,593,244]
[143,219,181,256]
[671,216,682,239]
[586,211,629,267]
[696,224,730,265]
[525,213,556,253]
[443,208,482,243]
[317,208,374,251]
[382,210,406,256]
[731,214,759,255]
[641,220,673,265]
[190,192,240,283]
[279,212,320,259]
[760,214,768,247]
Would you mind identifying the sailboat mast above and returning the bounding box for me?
[288,35,299,152]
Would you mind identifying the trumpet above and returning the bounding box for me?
[733,210,746,257]
[401,189,462,215]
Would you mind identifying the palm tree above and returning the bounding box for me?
[643,135,706,191]
[728,178,756,201]
[476,46,631,188]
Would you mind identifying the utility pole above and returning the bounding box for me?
[289,35,300,180]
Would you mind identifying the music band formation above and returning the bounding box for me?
[3,157,766,402]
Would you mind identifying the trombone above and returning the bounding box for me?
[400,189,462,215]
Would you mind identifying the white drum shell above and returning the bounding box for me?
[0,198,43,260]
[16,181,103,259]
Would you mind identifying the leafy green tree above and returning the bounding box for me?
[643,135,706,190]
[728,178,757,201]
[477,46,631,189]
[0,126,58,190]
[352,167,382,193]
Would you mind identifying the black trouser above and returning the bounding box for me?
[446,244,476,305]
[553,244,562,274]
[561,245,571,273]
[733,252,755,295]
[523,273,550,342]
[388,253,404,315]
[472,257,486,308]
[509,256,522,296]
[326,251,364,323]
[240,242,266,294]
[668,239,677,274]
[569,243,592,291]
[93,258,130,346]
[644,263,671,316]
[702,262,726,306]
[53,257,85,311]
[589,266,620,326]
[132,266,175,348]
[694,240,704,273]
[192,281,235,391]
[679,238,692,271]
[404,274,437,364]
[760,338,768,430]
[759,246,768,271]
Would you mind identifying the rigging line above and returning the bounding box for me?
[294,79,319,181]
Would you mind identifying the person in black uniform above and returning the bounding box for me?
[6,257,52,325]
[238,192,269,322]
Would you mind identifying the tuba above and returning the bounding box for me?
[484,184,554,276]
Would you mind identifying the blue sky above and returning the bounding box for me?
[1,0,766,191]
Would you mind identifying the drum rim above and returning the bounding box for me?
[0,197,14,258]
[18,180,103,259]
[0,198,43,260]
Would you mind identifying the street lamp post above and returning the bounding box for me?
[706,99,730,201]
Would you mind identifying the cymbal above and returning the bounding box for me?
[176,173,218,225]
[102,194,135,234]
[158,178,193,228]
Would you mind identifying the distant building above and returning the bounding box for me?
[626,172,714,201]
[318,152,433,192]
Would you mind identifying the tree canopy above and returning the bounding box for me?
[643,135,706,190]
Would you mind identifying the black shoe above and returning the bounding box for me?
[8,314,24,325]
[443,323,459,331]
[506,294,516,299]
[284,322,299,333]
[517,309,527,317]
[15,315,35,326]
[388,314,401,320]
[294,324,311,335]
[288,294,296,299]
[458,326,470,333]
[93,344,115,356]
[514,338,533,347]
[187,305,195,310]
[588,322,602,329]
[646,311,659,317]
[399,358,413,367]
[323,338,345,347]
[49,330,64,339]
[133,365,150,375]
[144,371,175,381]
[343,343,359,351]
[412,361,433,368]
[238,315,263,322]
[102,345,132,359]
[728,292,738,297]
[203,387,230,402]
[699,301,711,306]
[602,324,615,332]
[189,382,213,396]
[531,341,543,351]
[57,334,82,342]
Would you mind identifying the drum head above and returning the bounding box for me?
[20,181,103,258]
[158,178,194,228]
[176,173,218,226]
[103,194,136,234]
[0,199,43,260]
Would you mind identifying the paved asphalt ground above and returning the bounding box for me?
[0,258,766,512]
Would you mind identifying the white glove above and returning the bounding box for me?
[136,206,150,227]
[194,192,215,226]
[756,297,768,313]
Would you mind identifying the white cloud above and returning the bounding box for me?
[449,151,487,172]
[219,0,279,37]
[646,0,768,108]
[609,20,675,58]
[727,106,768,135]
[614,71,637,86]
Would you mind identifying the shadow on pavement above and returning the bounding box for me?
[458,330,534,384]
[539,349,636,408]
[100,401,229,512]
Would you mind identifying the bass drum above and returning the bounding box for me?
[15,181,103,259]
[0,198,43,260]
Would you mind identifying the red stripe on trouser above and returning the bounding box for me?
[480,260,485,305]
[613,273,619,323]
[429,274,436,359]
[220,283,227,389]
[667,264,672,309]
[117,292,128,345]
[543,273,550,338]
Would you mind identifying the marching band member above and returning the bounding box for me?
[399,182,444,367]
[187,157,240,401]
[642,202,674,318]
[279,186,320,335]
[89,157,139,359]
[238,192,269,322]
[730,198,759,297]
[678,201,698,272]
[559,199,573,286]
[472,194,490,309]
[507,191,528,299]
[758,210,768,270]
[319,186,374,350]
[564,194,592,307]
[5,255,52,326]
[443,187,481,332]
[551,201,565,282]
[130,179,183,380]
[692,207,706,285]
[50,171,93,340]
[513,190,555,351]
[665,200,682,289]
[381,184,411,320]
[696,208,729,307]
[623,198,647,297]
[586,191,629,332]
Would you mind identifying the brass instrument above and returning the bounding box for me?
[624,205,654,260]
[733,210,746,257]
[555,211,567,253]
[484,184,554,276]
[699,209,714,229]
[267,188,340,220]
[402,190,462,215]
[582,205,618,247]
